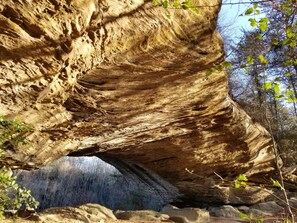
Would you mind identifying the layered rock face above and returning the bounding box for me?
[0,0,277,204]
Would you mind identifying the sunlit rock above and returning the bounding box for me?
[0,0,276,204]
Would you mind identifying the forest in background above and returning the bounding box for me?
[219,0,297,165]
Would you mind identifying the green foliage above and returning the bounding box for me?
[247,56,254,65]
[241,4,269,32]
[0,115,38,219]
[234,174,248,188]
[226,2,296,220]
[271,178,283,189]
[153,0,200,14]
[162,0,169,9]
[152,0,159,6]
[264,82,273,90]
[264,82,282,97]
[258,18,269,32]
[239,211,264,223]
[166,14,172,19]
[273,83,280,95]
[183,1,200,14]
[258,54,268,64]
[205,68,215,76]
[204,61,232,76]
[0,115,33,151]
[0,167,38,217]
[223,61,232,69]
[248,18,257,27]
[245,8,254,15]
[271,38,279,45]
[286,26,294,39]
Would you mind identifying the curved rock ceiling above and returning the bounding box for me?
[0,0,276,204]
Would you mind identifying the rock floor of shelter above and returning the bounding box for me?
[2,197,297,223]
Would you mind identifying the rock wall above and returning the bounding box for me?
[0,0,276,204]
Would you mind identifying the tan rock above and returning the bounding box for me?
[114,210,169,221]
[39,203,116,222]
[209,205,240,219]
[0,0,276,204]
[161,205,210,223]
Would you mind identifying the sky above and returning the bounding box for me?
[218,0,260,43]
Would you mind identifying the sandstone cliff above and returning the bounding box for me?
[0,0,277,204]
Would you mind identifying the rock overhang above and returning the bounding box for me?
[0,0,276,204]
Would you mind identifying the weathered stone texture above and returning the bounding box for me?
[0,0,277,204]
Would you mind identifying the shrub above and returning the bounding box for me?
[0,115,38,219]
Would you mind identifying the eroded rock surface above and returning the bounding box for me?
[0,0,278,204]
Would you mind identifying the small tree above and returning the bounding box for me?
[0,115,38,219]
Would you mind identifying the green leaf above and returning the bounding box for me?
[235,174,248,188]
[285,72,291,77]
[162,0,169,9]
[247,56,254,65]
[275,95,284,100]
[274,77,281,82]
[181,1,199,13]
[255,9,261,15]
[256,34,263,40]
[259,17,269,32]
[271,178,282,188]
[152,0,159,6]
[248,18,257,27]
[239,211,248,219]
[289,40,296,48]
[166,14,171,19]
[283,59,293,66]
[286,26,294,38]
[284,89,294,96]
[237,174,248,182]
[215,64,223,72]
[259,22,268,32]
[253,3,258,9]
[264,82,272,90]
[173,1,180,8]
[235,181,241,189]
[260,17,269,23]
[181,1,190,9]
[223,61,232,69]
[258,54,268,64]
[271,38,279,45]
[286,97,297,102]
[283,38,292,46]
[205,69,213,77]
[245,8,254,15]
[190,7,200,14]
[284,38,296,48]
[274,83,280,95]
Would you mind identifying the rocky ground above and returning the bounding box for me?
[2,197,297,223]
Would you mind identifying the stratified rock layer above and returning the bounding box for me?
[0,0,276,204]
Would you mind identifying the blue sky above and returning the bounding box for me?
[218,0,259,43]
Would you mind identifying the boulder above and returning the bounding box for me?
[250,201,284,213]
[161,205,210,223]
[38,203,116,222]
[289,197,297,208]
[114,210,169,221]
[209,205,240,219]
